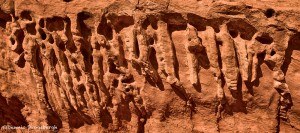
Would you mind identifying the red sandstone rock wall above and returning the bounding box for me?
[0,0,300,132]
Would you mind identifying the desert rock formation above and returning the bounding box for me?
[0,0,300,132]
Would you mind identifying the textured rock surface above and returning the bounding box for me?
[0,0,300,132]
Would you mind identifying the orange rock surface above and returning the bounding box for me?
[0,0,300,132]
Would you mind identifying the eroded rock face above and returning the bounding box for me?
[0,0,300,132]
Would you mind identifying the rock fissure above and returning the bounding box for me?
[0,0,300,132]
